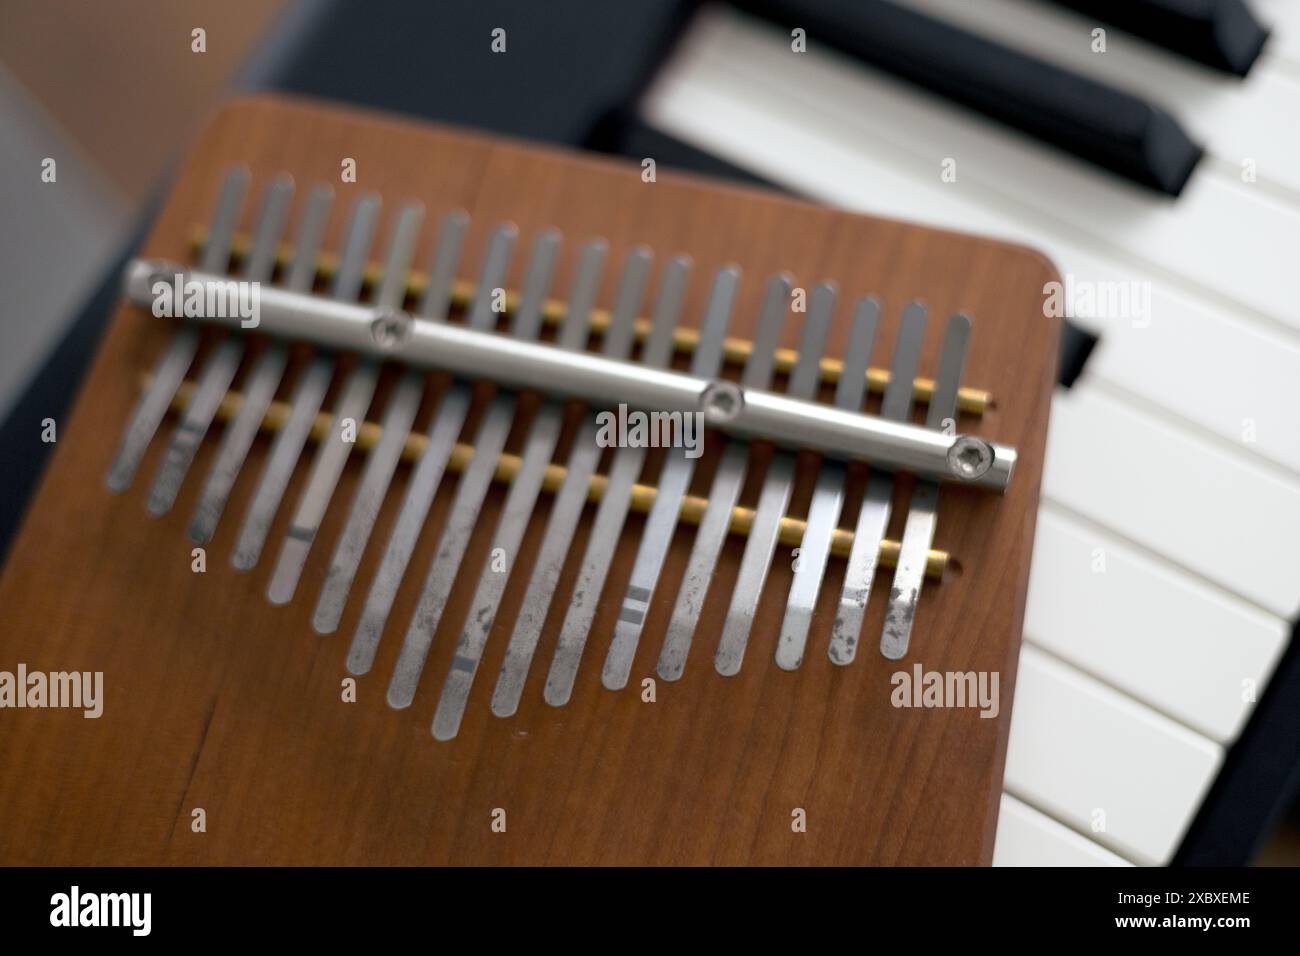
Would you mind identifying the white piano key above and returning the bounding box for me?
[1043,384,1300,619]
[1077,275,1300,476]
[654,9,1297,332]
[1005,645,1223,865]
[1255,0,1300,68]
[1026,506,1288,743]
[993,794,1132,867]
[644,36,1300,476]
[901,0,1300,199]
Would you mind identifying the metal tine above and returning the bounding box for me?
[827,302,927,664]
[431,240,632,740]
[106,166,249,492]
[880,313,970,660]
[189,184,333,544]
[713,282,835,677]
[265,197,413,605]
[310,374,426,630]
[600,267,741,691]
[775,297,880,670]
[544,264,734,708]
[657,273,791,682]
[231,193,378,570]
[146,175,294,516]
[312,210,465,634]
[346,218,504,676]
[386,229,560,710]
[492,254,681,718]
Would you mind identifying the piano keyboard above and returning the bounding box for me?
[642,0,1298,865]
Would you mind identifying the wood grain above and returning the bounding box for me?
[0,95,1059,865]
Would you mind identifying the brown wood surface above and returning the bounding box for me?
[0,95,1059,865]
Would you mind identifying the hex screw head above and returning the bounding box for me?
[370,310,412,350]
[947,435,994,480]
[700,381,744,423]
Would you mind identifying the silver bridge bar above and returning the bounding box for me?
[122,259,1016,492]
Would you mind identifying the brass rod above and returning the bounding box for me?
[153,374,949,579]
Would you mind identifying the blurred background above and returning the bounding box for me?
[1,0,1296,867]
[0,0,288,420]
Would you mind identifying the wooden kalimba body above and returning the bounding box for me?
[0,96,1058,865]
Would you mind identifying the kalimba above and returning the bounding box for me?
[0,96,1058,865]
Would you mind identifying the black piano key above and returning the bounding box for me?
[1056,320,1099,389]
[731,0,1204,196]
[1046,0,1271,77]
[587,109,1101,389]
[585,107,775,187]
[1175,615,1300,864]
